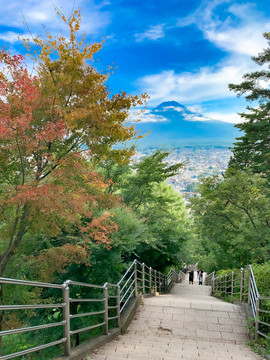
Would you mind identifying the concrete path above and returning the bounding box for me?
[88,274,262,360]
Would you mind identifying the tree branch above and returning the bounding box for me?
[227,198,257,230]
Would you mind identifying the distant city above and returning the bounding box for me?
[133,146,231,198]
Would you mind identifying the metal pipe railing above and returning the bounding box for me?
[0,259,181,359]
[209,264,270,341]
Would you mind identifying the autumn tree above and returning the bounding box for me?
[0,9,147,277]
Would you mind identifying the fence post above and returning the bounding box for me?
[103,284,109,335]
[225,275,227,296]
[220,276,223,295]
[212,274,215,295]
[248,266,251,305]
[255,297,260,340]
[231,272,234,296]
[62,281,71,356]
[117,285,121,328]
[158,272,161,293]
[149,267,152,293]
[134,261,138,297]
[240,268,244,302]
[142,263,145,294]
[154,270,157,294]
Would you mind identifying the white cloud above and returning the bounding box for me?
[135,24,165,42]
[128,109,168,123]
[186,105,204,113]
[203,111,243,123]
[177,0,269,56]
[205,25,269,57]
[182,113,211,122]
[137,54,254,104]
[0,0,110,40]
[155,106,185,112]
[0,31,21,43]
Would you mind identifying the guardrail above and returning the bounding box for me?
[0,260,181,359]
[206,265,270,341]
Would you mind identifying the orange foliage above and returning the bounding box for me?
[32,244,89,281]
[80,211,119,248]
[0,9,148,276]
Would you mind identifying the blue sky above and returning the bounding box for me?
[0,0,269,124]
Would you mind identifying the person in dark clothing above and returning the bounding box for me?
[198,270,204,285]
[189,270,194,284]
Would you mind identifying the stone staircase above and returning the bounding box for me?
[87,274,262,360]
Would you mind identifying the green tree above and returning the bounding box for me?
[122,149,184,212]
[134,182,192,271]
[228,32,270,182]
[190,170,270,272]
[98,150,191,271]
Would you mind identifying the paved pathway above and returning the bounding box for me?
[88,274,262,360]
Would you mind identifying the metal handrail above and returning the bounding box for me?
[209,265,270,341]
[0,259,181,359]
[117,260,137,285]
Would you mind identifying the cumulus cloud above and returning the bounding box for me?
[135,24,165,42]
[137,54,254,104]
[128,109,168,123]
[177,0,270,56]
[203,111,243,123]
[182,113,211,122]
[156,106,185,112]
[0,31,21,43]
[0,0,110,40]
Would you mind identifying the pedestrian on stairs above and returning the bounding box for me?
[198,270,203,285]
[189,270,194,284]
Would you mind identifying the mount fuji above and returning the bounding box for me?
[134,101,240,148]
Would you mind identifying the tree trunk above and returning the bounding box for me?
[0,204,29,277]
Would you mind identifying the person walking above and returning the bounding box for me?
[189,270,194,284]
[198,270,203,285]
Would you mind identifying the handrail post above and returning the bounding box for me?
[220,276,223,295]
[225,275,227,296]
[142,263,145,294]
[154,270,157,294]
[62,281,71,356]
[212,274,215,295]
[255,297,259,340]
[231,272,234,296]
[117,285,121,328]
[240,268,244,302]
[103,284,109,335]
[134,260,138,297]
[248,266,251,305]
[149,267,152,293]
